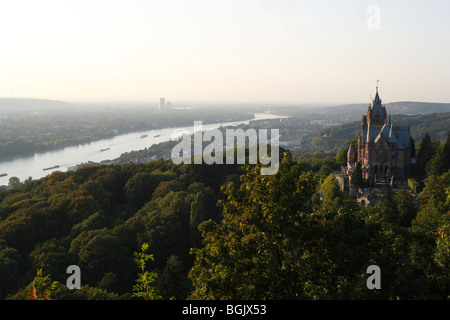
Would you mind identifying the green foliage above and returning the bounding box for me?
[0,146,449,300]
[29,269,59,300]
[434,224,450,275]
[351,162,363,189]
[417,132,436,178]
[8,177,21,189]
[321,174,343,208]
[189,153,320,299]
[0,241,23,298]
[418,174,449,213]
[0,157,239,299]
[158,255,186,300]
[132,243,161,300]
[336,148,347,167]
[394,189,417,227]
[124,171,175,209]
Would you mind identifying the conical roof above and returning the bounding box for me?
[371,86,383,117]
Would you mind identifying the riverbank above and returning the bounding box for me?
[0,113,285,186]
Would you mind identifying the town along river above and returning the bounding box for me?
[0,113,284,186]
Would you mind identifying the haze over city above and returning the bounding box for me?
[0,0,449,104]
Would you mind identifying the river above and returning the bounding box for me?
[0,113,285,186]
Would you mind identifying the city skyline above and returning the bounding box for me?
[0,0,449,104]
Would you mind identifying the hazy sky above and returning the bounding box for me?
[1,0,449,104]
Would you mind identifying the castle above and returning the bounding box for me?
[340,86,416,194]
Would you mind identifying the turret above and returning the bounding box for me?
[347,144,356,163]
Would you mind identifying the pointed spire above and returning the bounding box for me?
[347,144,354,155]
[371,85,383,116]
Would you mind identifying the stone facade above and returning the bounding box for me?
[340,87,415,190]
[357,87,414,183]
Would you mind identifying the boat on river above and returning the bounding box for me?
[43,165,60,171]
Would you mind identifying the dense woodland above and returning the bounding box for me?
[0,131,449,300]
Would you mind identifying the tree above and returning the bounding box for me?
[442,132,450,172]
[29,241,71,283]
[189,192,206,249]
[189,152,319,299]
[8,177,21,189]
[319,164,332,177]
[28,269,59,300]
[158,255,185,300]
[426,147,446,177]
[321,174,343,208]
[124,171,174,208]
[410,136,416,159]
[412,198,445,237]
[416,132,435,178]
[351,162,363,189]
[0,242,23,299]
[418,175,448,213]
[394,188,417,227]
[137,191,193,271]
[132,243,161,300]
[69,229,132,289]
[336,148,347,167]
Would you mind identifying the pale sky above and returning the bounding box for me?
[0,0,449,104]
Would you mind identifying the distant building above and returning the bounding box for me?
[339,86,416,193]
[358,86,415,182]
[167,101,172,108]
[159,98,165,109]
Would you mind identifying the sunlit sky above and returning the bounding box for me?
[1,0,449,104]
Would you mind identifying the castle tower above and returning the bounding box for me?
[357,86,413,183]
[366,86,387,128]
[347,144,356,164]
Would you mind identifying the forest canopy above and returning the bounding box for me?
[0,135,449,300]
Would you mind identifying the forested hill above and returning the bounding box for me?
[0,151,449,300]
[0,159,245,299]
[312,112,450,152]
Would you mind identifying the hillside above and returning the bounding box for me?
[309,101,450,122]
[0,152,448,300]
[0,98,75,113]
[312,112,450,152]
[386,101,450,115]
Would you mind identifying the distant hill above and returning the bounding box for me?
[312,112,450,152]
[0,98,74,112]
[317,101,450,121]
[385,101,450,115]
